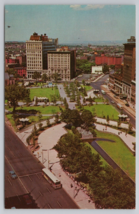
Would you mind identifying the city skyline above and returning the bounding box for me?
[5,5,135,44]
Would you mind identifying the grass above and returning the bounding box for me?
[6,105,61,115]
[95,130,135,181]
[30,87,60,101]
[94,98,104,102]
[84,104,119,120]
[84,85,92,91]
[6,113,50,132]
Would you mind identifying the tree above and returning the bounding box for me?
[51,73,60,83]
[103,64,109,74]
[81,109,95,129]
[38,122,43,130]
[63,98,69,109]
[38,113,42,121]
[82,79,85,86]
[106,115,109,123]
[5,85,30,112]
[132,142,136,156]
[32,71,41,83]
[61,109,82,127]
[55,113,59,124]
[128,123,133,133]
[33,124,37,136]
[42,73,48,82]
[46,118,50,127]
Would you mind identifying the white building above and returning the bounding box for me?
[91,66,103,74]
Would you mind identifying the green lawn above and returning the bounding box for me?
[7,105,61,115]
[84,104,119,120]
[84,85,92,91]
[96,130,135,181]
[30,87,60,101]
[94,98,104,102]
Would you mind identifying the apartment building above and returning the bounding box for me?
[26,32,58,78]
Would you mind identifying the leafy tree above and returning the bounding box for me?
[82,79,85,86]
[46,118,50,127]
[42,73,48,82]
[61,109,82,127]
[5,85,30,112]
[107,115,109,123]
[81,109,95,128]
[132,142,136,156]
[128,123,133,133]
[38,122,43,130]
[32,71,41,83]
[103,64,109,74]
[63,97,69,109]
[55,113,59,124]
[51,73,60,83]
[38,113,42,121]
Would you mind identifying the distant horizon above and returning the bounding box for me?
[5,39,127,46]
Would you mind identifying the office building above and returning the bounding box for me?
[46,48,76,81]
[26,32,58,78]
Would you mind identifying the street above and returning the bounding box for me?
[90,72,135,128]
[5,124,78,209]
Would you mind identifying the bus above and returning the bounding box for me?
[42,168,62,189]
[117,103,123,110]
[101,90,106,95]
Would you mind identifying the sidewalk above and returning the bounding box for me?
[36,123,95,209]
[95,123,135,152]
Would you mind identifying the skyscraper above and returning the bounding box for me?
[26,32,58,78]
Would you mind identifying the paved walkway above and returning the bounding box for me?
[36,122,95,209]
[95,123,135,152]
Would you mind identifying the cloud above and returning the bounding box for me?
[5,10,8,13]
[70,5,105,10]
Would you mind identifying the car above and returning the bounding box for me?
[9,171,17,179]
[114,95,118,99]
[125,103,129,107]
[23,195,32,205]
[111,100,115,104]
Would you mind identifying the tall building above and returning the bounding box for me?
[26,32,58,78]
[46,49,76,81]
[122,37,136,100]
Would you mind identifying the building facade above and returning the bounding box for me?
[91,66,103,74]
[95,54,122,66]
[26,32,58,79]
[14,67,27,77]
[122,42,136,100]
[46,50,76,81]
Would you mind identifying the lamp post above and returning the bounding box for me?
[42,148,53,169]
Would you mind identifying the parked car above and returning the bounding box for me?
[9,171,17,179]
[125,103,129,107]
[111,100,115,104]
[114,95,118,99]
[23,195,32,205]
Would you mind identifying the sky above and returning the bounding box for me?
[5,4,135,44]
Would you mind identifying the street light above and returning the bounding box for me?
[42,148,53,169]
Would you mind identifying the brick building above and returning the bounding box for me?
[14,67,27,77]
[95,54,122,66]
